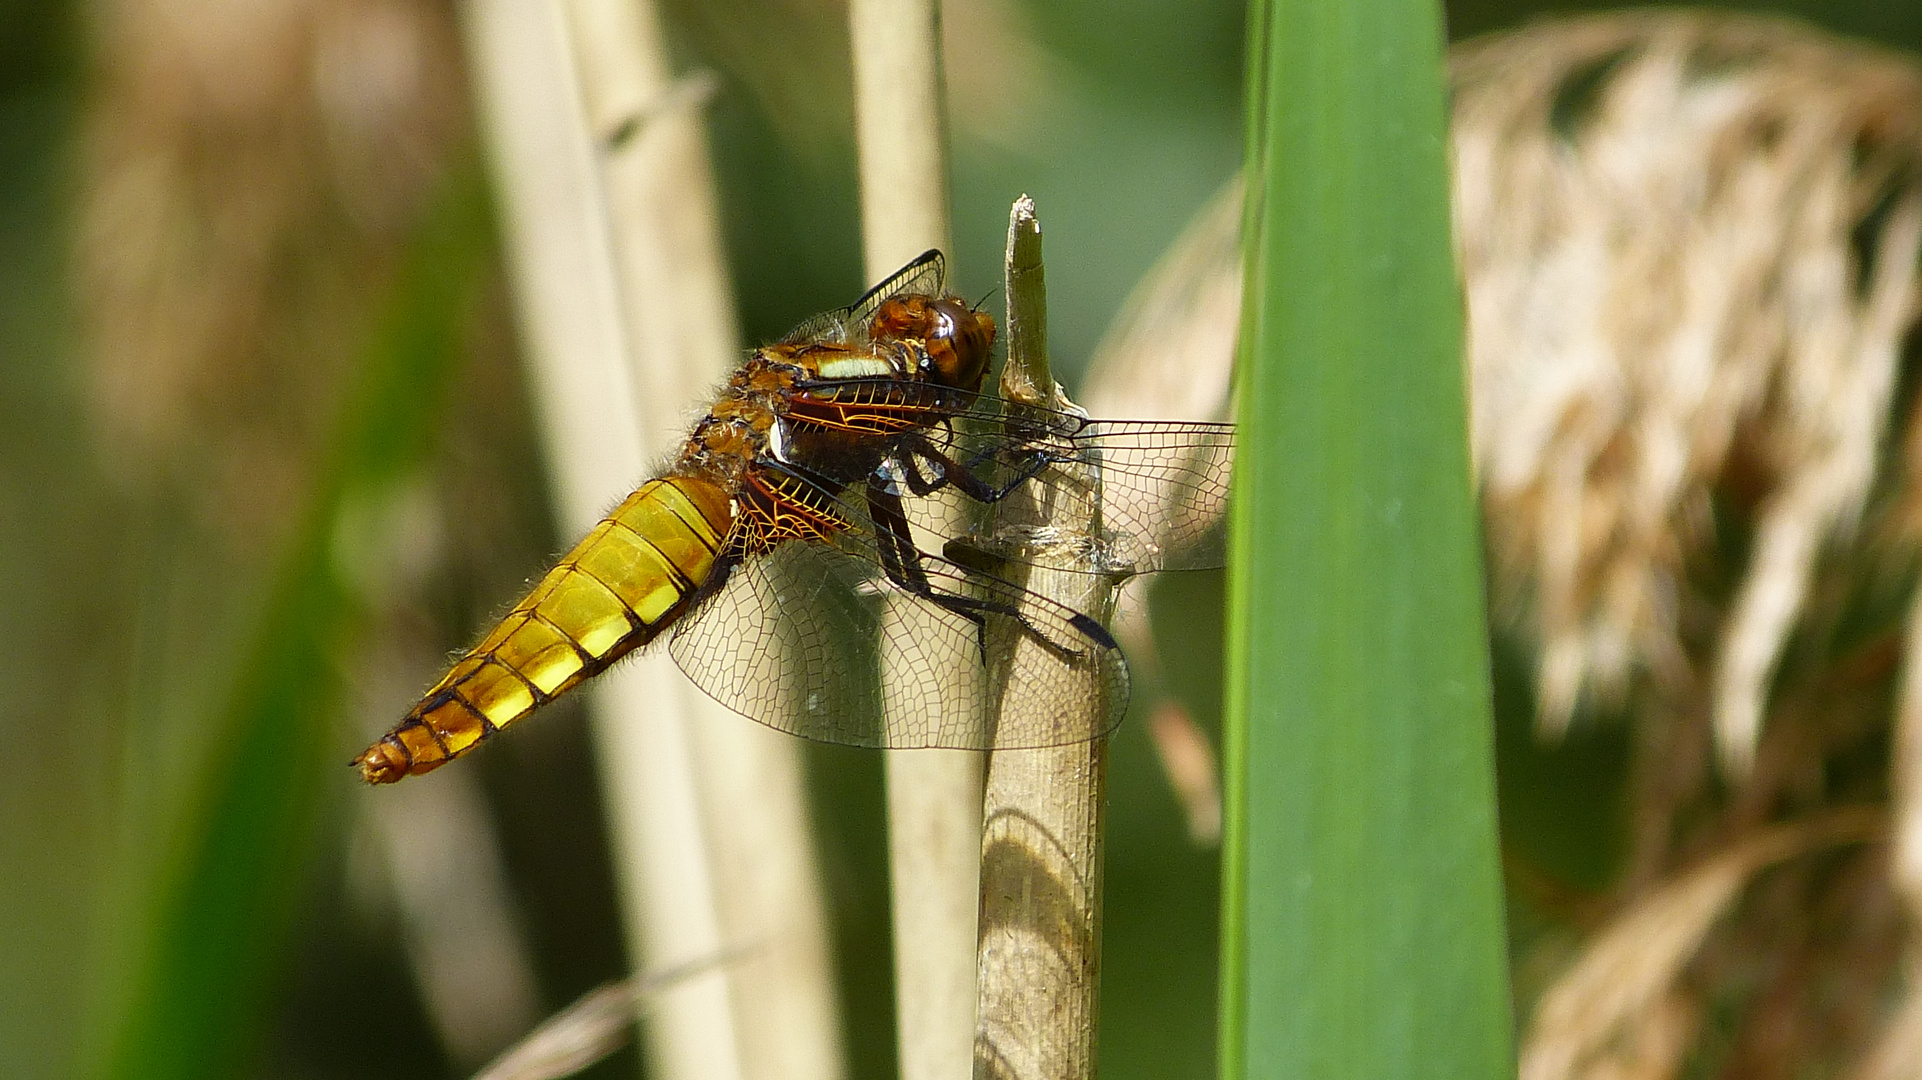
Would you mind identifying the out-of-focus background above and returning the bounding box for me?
[6,2,1922,1079]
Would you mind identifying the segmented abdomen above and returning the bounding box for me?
[355,476,734,783]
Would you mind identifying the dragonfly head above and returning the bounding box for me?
[870,296,997,392]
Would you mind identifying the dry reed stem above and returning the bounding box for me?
[1074,182,1240,849]
[472,981,642,1080]
[562,2,844,1079]
[1897,598,1922,924]
[1518,809,1886,1080]
[850,0,952,273]
[457,2,743,1078]
[972,198,1111,1080]
[848,3,986,1079]
[340,487,545,1066]
[1144,700,1222,846]
[362,767,540,1066]
[470,950,746,1080]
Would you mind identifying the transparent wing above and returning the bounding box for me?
[776,378,1234,574]
[665,487,1127,750]
[897,417,1234,575]
[780,250,949,348]
[955,417,1235,574]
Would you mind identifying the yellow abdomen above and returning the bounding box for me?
[356,475,734,783]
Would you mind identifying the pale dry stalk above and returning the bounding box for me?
[1877,577,1922,1079]
[561,2,843,1079]
[973,198,1111,1080]
[848,3,986,1079]
[1844,951,1922,1080]
[1078,178,1242,430]
[473,981,646,1080]
[469,951,745,1080]
[1073,182,1240,851]
[457,1,742,1078]
[362,763,541,1068]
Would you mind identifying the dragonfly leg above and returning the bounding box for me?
[893,432,1054,504]
[863,479,1089,665]
[865,478,991,659]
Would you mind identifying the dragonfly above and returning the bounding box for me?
[355,250,1233,783]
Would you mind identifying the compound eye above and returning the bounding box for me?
[925,299,995,390]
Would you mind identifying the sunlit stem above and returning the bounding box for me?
[563,1,843,1078]
[974,196,1113,1080]
[847,4,983,1080]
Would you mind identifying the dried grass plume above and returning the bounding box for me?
[1452,13,1922,773]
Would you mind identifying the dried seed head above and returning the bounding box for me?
[1453,12,1922,774]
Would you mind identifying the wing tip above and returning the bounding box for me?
[1069,611,1119,652]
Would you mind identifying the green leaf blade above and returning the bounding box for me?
[1221,2,1514,1078]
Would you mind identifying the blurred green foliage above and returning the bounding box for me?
[2,2,1920,1080]
[91,163,492,1080]
[0,88,97,1080]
